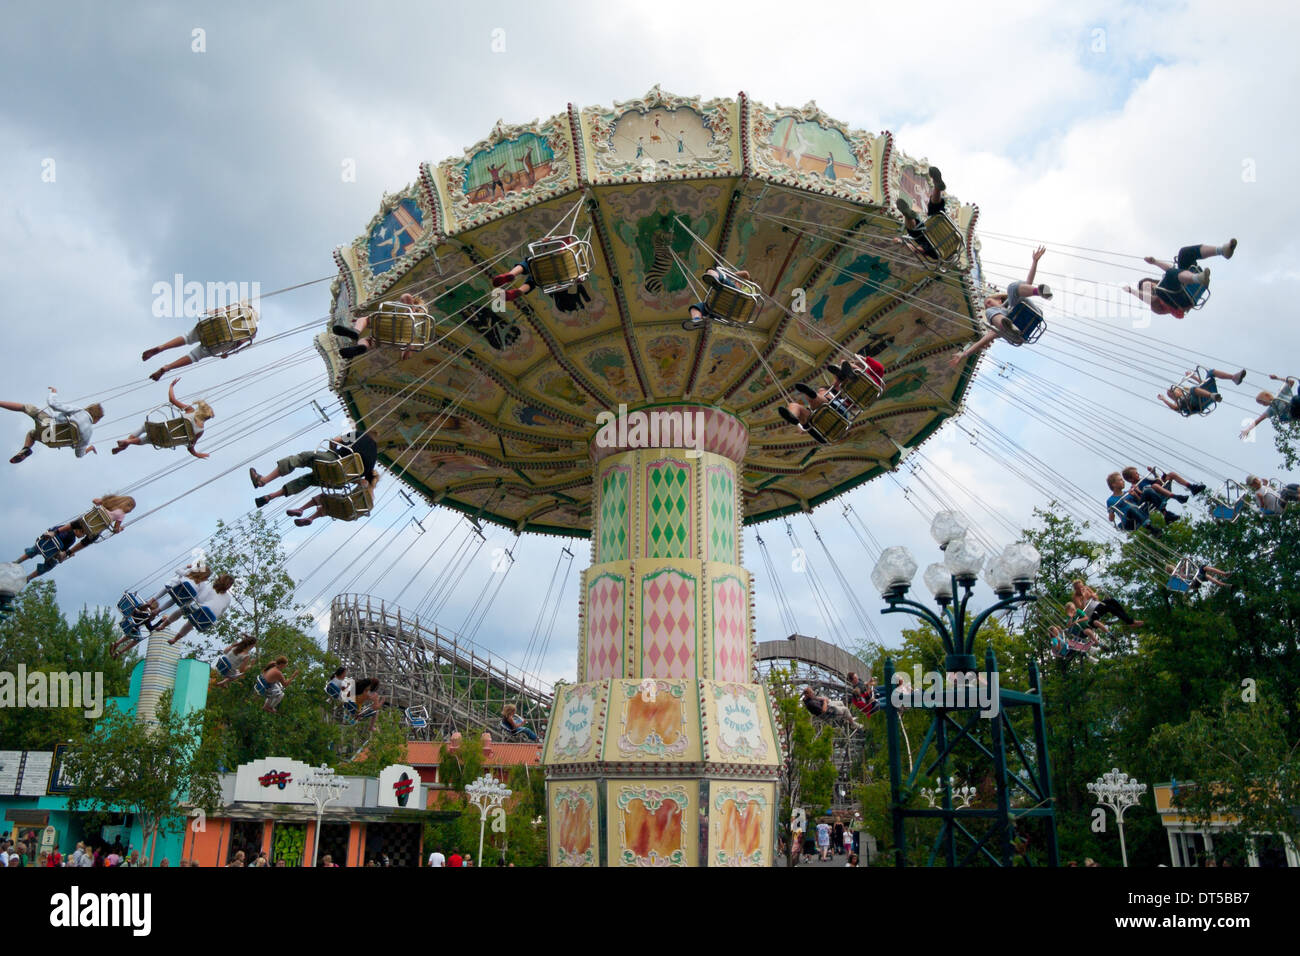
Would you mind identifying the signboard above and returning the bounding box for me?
[377,764,423,809]
[19,752,52,796]
[0,751,21,795]
[47,744,75,794]
[232,757,318,804]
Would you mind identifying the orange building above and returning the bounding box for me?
[182,739,542,867]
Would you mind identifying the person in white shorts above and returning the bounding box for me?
[142,318,255,381]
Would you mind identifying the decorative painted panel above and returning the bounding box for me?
[701,680,776,767]
[708,782,774,867]
[638,567,698,679]
[595,463,632,563]
[435,113,579,235]
[609,780,693,867]
[606,678,698,762]
[581,85,740,184]
[584,572,625,681]
[710,574,748,683]
[549,780,598,867]
[545,681,604,764]
[705,462,737,563]
[643,457,693,558]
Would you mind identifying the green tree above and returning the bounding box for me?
[1149,690,1300,855]
[349,708,409,777]
[0,580,134,751]
[185,513,341,768]
[61,690,223,866]
[501,763,547,867]
[767,666,835,865]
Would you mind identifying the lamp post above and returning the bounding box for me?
[300,765,346,868]
[871,512,1054,867]
[1087,768,1147,867]
[870,512,1041,672]
[465,773,512,867]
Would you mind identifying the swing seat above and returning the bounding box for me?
[703,270,762,325]
[1167,556,1198,593]
[526,236,593,295]
[118,618,142,639]
[117,591,147,617]
[806,400,853,444]
[405,705,428,729]
[500,717,528,737]
[920,214,963,262]
[1173,366,1218,417]
[1211,499,1247,522]
[369,299,435,349]
[1006,300,1046,345]
[35,533,66,562]
[253,674,272,696]
[35,420,81,449]
[143,410,196,449]
[166,579,199,608]
[215,655,239,678]
[1180,266,1210,310]
[325,677,355,703]
[311,448,365,488]
[195,303,259,354]
[836,367,884,412]
[320,485,374,522]
[184,605,219,632]
[71,506,114,539]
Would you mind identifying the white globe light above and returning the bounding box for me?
[871,546,918,596]
[984,554,1014,594]
[923,563,953,601]
[943,537,984,581]
[1001,542,1041,585]
[930,511,968,550]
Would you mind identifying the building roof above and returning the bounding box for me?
[406,741,542,768]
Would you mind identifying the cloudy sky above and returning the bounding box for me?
[2,0,1296,687]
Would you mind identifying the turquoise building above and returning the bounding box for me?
[1,639,209,864]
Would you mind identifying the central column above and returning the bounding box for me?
[543,405,781,867]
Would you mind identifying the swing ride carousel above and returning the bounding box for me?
[316,88,987,867]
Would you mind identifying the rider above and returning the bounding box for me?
[950,247,1052,366]
[1157,368,1245,416]
[212,634,257,686]
[1241,374,1299,439]
[1123,240,1236,319]
[113,379,214,458]
[895,167,948,259]
[3,388,103,464]
[251,430,379,508]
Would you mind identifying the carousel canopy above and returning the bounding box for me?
[319,86,984,536]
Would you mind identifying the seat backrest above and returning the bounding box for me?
[921,214,964,261]
[808,402,852,442]
[196,305,259,351]
[312,451,365,487]
[372,302,433,347]
[1008,300,1046,343]
[321,486,373,521]
[144,415,196,449]
[73,506,114,538]
[186,606,218,630]
[37,420,81,448]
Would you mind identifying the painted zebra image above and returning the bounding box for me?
[644,227,675,295]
